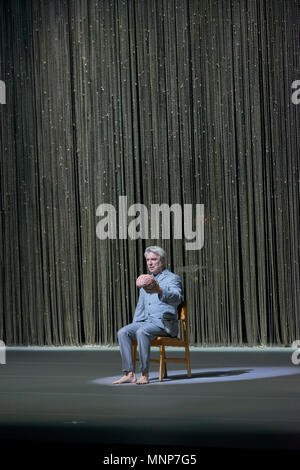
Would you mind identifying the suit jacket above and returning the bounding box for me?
[133,269,183,337]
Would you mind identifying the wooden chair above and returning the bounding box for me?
[132,301,191,382]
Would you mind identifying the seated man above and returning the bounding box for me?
[113,246,183,385]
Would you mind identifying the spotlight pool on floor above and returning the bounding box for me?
[91,366,300,386]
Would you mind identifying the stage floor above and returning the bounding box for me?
[1,347,300,465]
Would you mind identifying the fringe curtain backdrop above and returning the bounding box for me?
[0,0,299,346]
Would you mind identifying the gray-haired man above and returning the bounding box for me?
[113,246,183,384]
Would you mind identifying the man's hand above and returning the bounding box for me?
[143,278,162,295]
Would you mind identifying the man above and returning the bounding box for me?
[113,246,183,385]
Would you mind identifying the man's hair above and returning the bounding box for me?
[144,246,166,262]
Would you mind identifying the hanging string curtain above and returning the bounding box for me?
[0,0,299,346]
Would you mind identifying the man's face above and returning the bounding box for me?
[146,252,164,275]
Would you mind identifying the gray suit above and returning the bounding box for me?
[117,269,183,373]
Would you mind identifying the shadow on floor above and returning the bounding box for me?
[149,368,252,383]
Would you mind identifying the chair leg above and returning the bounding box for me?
[163,347,168,378]
[159,346,164,382]
[185,345,191,377]
[132,343,137,373]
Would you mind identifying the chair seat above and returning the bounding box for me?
[132,337,186,347]
[151,337,186,347]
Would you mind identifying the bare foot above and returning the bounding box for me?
[136,373,149,384]
[112,372,136,384]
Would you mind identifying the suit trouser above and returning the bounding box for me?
[117,321,170,373]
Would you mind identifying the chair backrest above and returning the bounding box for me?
[178,301,187,320]
[177,301,189,344]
